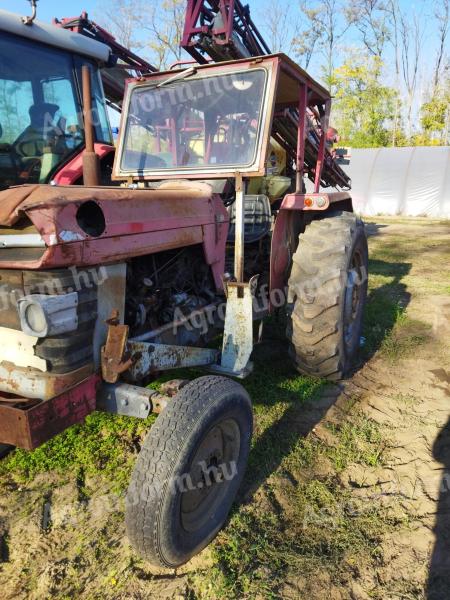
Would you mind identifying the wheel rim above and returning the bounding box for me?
[343,249,365,352]
[180,418,241,533]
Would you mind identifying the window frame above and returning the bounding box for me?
[113,59,279,181]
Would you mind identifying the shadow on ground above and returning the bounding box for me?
[240,254,412,501]
[359,258,412,362]
[239,315,341,500]
[427,417,450,600]
[364,222,389,237]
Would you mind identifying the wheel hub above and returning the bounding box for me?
[180,419,240,533]
[344,251,364,351]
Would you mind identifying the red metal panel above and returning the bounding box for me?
[269,192,353,304]
[53,144,115,186]
[270,209,291,305]
[0,375,99,450]
[296,84,308,192]
[0,185,226,282]
[314,99,331,193]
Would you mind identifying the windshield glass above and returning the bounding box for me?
[119,69,268,175]
[0,33,111,188]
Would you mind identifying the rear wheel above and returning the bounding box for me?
[125,376,253,568]
[286,211,368,380]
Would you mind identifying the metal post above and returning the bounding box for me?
[314,99,331,193]
[82,65,100,186]
[296,84,308,193]
[234,172,245,283]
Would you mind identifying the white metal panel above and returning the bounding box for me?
[0,327,47,371]
[0,9,110,62]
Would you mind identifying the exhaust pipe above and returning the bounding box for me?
[82,65,101,187]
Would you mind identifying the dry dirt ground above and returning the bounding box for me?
[0,216,449,599]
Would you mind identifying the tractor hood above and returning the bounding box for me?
[0,182,228,270]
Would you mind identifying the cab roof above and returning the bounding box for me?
[0,8,110,63]
[133,53,331,108]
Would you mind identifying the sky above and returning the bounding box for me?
[0,0,419,19]
[2,0,446,96]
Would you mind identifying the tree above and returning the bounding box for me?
[433,0,450,90]
[143,0,185,69]
[95,0,143,49]
[346,0,391,58]
[293,6,325,70]
[293,0,353,90]
[421,65,450,144]
[399,8,425,137]
[262,0,300,55]
[96,0,185,69]
[332,53,400,147]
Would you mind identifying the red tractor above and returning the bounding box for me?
[0,1,368,567]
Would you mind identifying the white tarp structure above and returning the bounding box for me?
[343,147,450,218]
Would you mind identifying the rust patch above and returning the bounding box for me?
[101,310,132,384]
[0,374,99,449]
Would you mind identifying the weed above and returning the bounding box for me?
[326,416,385,472]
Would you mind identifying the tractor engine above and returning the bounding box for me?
[125,246,218,337]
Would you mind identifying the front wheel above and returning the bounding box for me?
[125,376,253,568]
[286,211,368,380]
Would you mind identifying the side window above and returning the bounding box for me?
[0,80,34,144]
[42,78,83,150]
[92,72,112,144]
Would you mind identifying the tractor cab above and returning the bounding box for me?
[113,54,350,194]
[0,9,113,189]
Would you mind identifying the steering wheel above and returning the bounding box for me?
[14,138,45,158]
[145,155,168,168]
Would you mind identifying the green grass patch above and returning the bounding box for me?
[0,412,155,492]
[325,415,385,472]
[379,314,431,363]
[189,385,389,600]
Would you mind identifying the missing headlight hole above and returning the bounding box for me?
[76,201,106,237]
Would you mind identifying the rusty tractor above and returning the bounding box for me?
[0,1,368,567]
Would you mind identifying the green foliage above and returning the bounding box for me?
[420,85,450,145]
[332,53,400,148]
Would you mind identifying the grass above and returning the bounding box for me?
[3,216,447,598]
[325,415,386,472]
[189,412,390,599]
[0,411,156,493]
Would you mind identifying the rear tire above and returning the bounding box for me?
[286,211,368,380]
[125,376,253,568]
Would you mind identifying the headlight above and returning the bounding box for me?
[18,292,79,338]
[24,303,47,336]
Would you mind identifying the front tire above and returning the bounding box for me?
[125,376,253,568]
[286,211,368,380]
